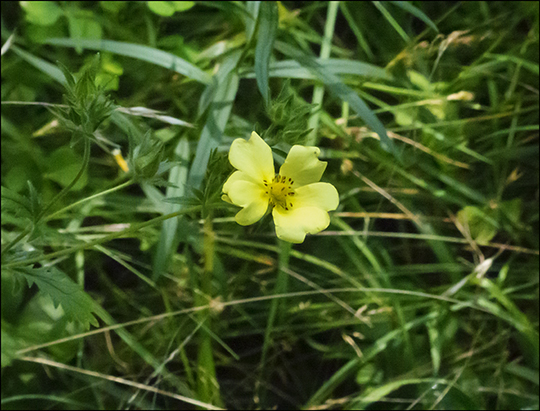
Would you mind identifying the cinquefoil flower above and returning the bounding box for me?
[222,132,339,243]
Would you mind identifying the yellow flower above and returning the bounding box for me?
[222,132,339,243]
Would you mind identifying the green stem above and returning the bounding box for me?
[1,229,31,257]
[257,238,292,406]
[44,178,135,222]
[38,137,91,222]
[306,1,339,146]
[341,101,349,128]
[2,206,202,269]
[196,212,223,408]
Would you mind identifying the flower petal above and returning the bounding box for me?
[235,200,269,226]
[226,179,265,207]
[223,170,258,195]
[279,145,327,187]
[273,206,331,243]
[224,178,269,226]
[221,193,233,204]
[293,182,339,211]
[229,131,275,183]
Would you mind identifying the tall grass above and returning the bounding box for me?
[1,1,538,409]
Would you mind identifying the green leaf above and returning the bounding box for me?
[1,325,19,368]
[20,1,63,26]
[45,147,88,190]
[1,186,33,221]
[242,58,392,80]
[457,206,498,245]
[390,1,439,33]
[99,1,126,14]
[10,45,66,84]
[26,181,42,222]
[53,55,116,138]
[198,47,243,116]
[504,362,540,385]
[274,41,398,158]
[44,38,212,84]
[360,378,444,403]
[188,51,241,189]
[147,1,195,16]
[498,198,522,226]
[487,53,539,76]
[130,130,165,179]
[65,8,103,55]
[153,136,190,280]
[13,266,99,330]
[244,1,261,44]
[255,1,278,106]
[171,1,195,12]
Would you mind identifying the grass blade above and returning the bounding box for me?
[275,41,399,158]
[153,136,190,280]
[390,1,439,33]
[188,51,241,189]
[255,1,278,106]
[44,38,212,84]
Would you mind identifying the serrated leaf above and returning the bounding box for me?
[1,186,33,221]
[26,181,42,221]
[131,131,165,179]
[57,60,76,88]
[13,266,99,330]
[190,187,205,202]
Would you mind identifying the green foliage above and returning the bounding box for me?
[147,1,195,17]
[457,198,524,245]
[20,1,63,26]
[9,265,99,330]
[1,184,38,225]
[1,2,538,410]
[275,40,398,157]
[164,148,231,216]
[45,146,88,190]
[457,205,499,245]
[255,1,279,106]
[129,130,166,180]
[261,80,315,146]
[51,54,115,145]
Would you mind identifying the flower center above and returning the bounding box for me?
[263,174,295,211]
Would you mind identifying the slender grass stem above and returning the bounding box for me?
[44,178,135,222]
[196,212,223,407]
[257,239,292,405]
[306,1,339,146]
[2,206,202,269]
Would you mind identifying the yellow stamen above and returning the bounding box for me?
[266,174,295,211]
